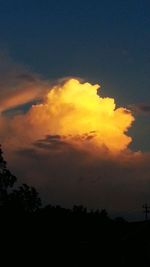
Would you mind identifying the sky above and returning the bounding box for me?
[0,0,150,220]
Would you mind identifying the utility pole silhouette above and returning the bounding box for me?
[143,204,150,221]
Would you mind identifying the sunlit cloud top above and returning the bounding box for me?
[8,78,134,154]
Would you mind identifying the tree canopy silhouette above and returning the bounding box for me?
[9,184,41,213]
[0,145,41,213]
[0,145,16,205]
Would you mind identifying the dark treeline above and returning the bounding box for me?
[0,146,150,266]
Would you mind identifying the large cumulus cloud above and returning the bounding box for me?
[0,64,149,220]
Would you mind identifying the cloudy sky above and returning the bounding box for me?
[0,0,150,220]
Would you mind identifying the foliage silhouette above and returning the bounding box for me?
[0,145,41,213]
[0,145,16,205]
[8,183,41,213]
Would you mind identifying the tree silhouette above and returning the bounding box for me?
[9,184,41,213]
[73,205,87,214]
[0,145,41,213]
[0,145,16,206]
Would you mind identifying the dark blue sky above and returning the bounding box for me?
[0,0,150,150]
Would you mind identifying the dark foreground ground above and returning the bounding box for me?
[1,206,150,267]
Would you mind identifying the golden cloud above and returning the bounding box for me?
[4,78,134,154]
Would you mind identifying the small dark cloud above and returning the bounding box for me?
[34,135,72,151]
[16,148,40,158]
[129,103,150,115]
[16,74,38,83]
[139,104,150,113]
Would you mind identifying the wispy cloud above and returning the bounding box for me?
[0,51,49,112]
[129,103,150,115]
